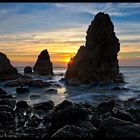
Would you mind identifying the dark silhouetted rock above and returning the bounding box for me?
[24,66,32,74]
[5,79,51,88]
[30,95,41,100]
[51,125,94,137]
[65,12,124,84]
[28,80,51,88]
[100,117,140,137]
[44,88,57,94]
[0,88,8,98]
[33,100,55,112]
[112,107,135,122]
[0,105,15,118]
[54,100,73,112]
[97,99,116,114]
[16,87,30,93]
[33,49,53,75]
[0,52,21,80]
[127,109,140,123]
[46,106,89,134]
[0,99,16,109]
[0,111,14,121]
[16,100,30,110]
[26,115,41,128]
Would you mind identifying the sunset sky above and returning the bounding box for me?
[0,3,140,67]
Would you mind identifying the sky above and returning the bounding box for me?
[0,3,140,67]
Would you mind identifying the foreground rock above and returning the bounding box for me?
[0,98,16,137]
[100,117,140,137]
[51,125,95,137]
[16,87,30,94]
[33,49,53,75]
[14,98,140,138]
[65,12,124,85]
[0,52,21,80]
[0,88,13,99]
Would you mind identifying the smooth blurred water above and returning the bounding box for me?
[0,67,140,106]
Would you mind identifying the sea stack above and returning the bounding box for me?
[65,12,123,85]
[0,52,20,80]
[33,49,53,75]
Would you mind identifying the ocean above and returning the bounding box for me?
[0,67,140,107]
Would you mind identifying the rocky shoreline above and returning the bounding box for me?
[0,90,140,138]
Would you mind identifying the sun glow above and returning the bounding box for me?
[63,57,71,63]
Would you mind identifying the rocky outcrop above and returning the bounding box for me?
[0,52,21,80]
[33,49,53,75]
[65,12,123,85]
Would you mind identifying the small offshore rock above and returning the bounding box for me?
[24,66,32,74]
[30,95,41,100]
[44,89,57,94]
[16,87,30,93]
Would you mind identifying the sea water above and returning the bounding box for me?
[0,67,140,107]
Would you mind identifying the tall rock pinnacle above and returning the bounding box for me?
[33,49,53,75]
[65,12,122,85]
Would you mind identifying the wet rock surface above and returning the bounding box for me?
[0,98,16,137]
[33,49,53,76]
[0,95,138,138]
[12,98,140,138]
[65,12,124,84]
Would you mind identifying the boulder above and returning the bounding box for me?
[54,100,73,112]
[24,66,32,74]
[0,88,8,98]
[112,107,135,122]
[16,100,30,110]
[30,95,41,100]
[28,80,51,88]
[26,115,41,128]
[16,87,30,93]
[0,105,15,118]
[127,109,140,123]
[97,99,116,114]
[33,100,55,112]
[0,52,21,80]
[47,106,89,133]
[100,117,140,137]
[0,99,16,109]
[65,12,123,84]
[33,49,53,75]
[44,89,57,94]
[0,111,14,121]
[51,125,94,137]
